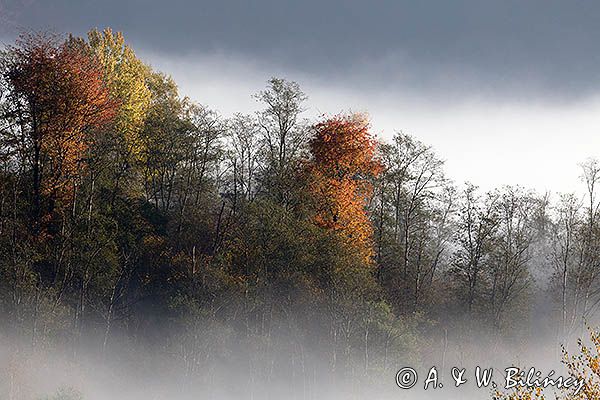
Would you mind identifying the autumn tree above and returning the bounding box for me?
[0,33,117,346]
[1,33,117,232]
[495,327,600,400]
[308,113,381,262]
[69,28,154,202]
[86,28,151,156]
[562,327,600,400]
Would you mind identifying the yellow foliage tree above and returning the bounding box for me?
[562,328,600,399]
[86,28,151,159]
[495,327,600,400]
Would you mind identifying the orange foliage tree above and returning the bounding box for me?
[3,33,117,229]
[308,113,381,262]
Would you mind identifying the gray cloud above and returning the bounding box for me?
[2,1,600,193]
[2,0,600,99]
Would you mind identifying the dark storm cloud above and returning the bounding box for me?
[2,0,600,98]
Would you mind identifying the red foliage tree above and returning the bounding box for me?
[4,33,118,230]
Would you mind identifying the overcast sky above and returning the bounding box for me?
[2,0,600,194]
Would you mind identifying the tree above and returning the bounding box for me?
[308,113,381,263]
[488,186,536,330]
[495,327,600,400]
[86,28,151,158]
[0,33,118,347]
[550,160,600,345]
[255,78,309,204]
[67,28,154,205]
[1,33,117,232]
[140,72,186,211]
[226,113,262,207]
[576,160,600,330]
[372,132,451,312]
[562,327,600,400]
[450,184,500,313]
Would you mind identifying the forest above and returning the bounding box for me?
[1,29,600,400]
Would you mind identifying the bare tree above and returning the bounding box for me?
[254,78,309,204]
[451,184,500,313]
[488,186,537,329]
[226,113,263,208]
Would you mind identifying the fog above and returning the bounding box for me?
[0,307,588,400]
